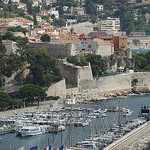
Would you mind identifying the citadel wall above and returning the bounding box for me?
[29,42,75,58]
[56,59,93,86]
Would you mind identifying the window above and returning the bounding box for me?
[88,45,91,48]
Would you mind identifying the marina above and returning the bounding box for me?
[0,93,150,150]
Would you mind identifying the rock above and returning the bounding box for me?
[132,86,149,94]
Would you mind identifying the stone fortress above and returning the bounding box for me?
[46,58,150,103]
[2,35,149,103]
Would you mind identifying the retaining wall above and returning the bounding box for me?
[46,79,66,98]
[57,59,93,86]
[104,122,150,150]
[29,42,75,58]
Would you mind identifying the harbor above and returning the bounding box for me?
[0,94,150,150]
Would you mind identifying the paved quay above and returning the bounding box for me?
[0,100,61,117]
[104,121,150,150]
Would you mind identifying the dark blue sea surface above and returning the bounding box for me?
[0,94,150,150]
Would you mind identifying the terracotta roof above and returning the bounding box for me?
[118,36,127,39]
[34,28,45,31]
[26,20,34,23]
[23,23,28,25]
[74,31,84,34]
[58,27,68,30]
[16,2,26,5]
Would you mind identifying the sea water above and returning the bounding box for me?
[0,94,150,150]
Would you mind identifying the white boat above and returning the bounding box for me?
[19,124,45,136]
[122,108,133,116]
[76,139,99,150]
[0,124,14,135]
[48,124,66,133]
[81,120,89,127]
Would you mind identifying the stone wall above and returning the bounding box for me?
[12,32,25,37]
[56,59,93,86]
[130,72,150,88]
[104,122,150,150]
[79,73,131,93]
[2,40,17,55]
[29,42,75,58]
[46,79,66,98]
[4,62,30,86]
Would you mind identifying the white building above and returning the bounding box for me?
[16,2,27,10]
[49,10,59,19]
[99,17,120,35]
[97,5,103,12]
[32,0,41,7]
[63,98,75,105]
[11,0,20,3]
[34,28,46,34]
[93,39,114,57]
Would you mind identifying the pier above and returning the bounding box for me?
[104,121,150,150]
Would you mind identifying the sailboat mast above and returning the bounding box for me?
[69,105,72,147]
[52,112,55,148]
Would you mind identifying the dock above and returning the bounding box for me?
[104,121,150,150]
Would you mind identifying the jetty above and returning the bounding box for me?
[104,121,150,150]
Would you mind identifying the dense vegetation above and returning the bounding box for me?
[67,54,106,77]
[0,1,25,18]
[131,52,150,72]
[17,84,47,107]
[0,92,22,110]
[0,33,62,109]
[1,0,150,34]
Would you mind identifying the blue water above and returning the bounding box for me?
[132,49,150,54]
[0,94,150,150]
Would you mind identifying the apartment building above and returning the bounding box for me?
[70,7,85,15]
[98,17,120,35]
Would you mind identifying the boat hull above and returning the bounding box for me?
[20,130,45,136]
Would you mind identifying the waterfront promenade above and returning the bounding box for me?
[104,121,150,150]
[0,99,61,117]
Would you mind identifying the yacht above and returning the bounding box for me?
[0,124,14,135]
[19,124,45,136]
[48,124,65,133]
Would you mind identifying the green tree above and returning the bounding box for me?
[51,14,55,20]
[2,31,14,40]
[27,2,33,14]
[40,34,51,43]
[57,5,64,15]
[85,0,96,15]
[120,12,135,35]
[33,14,37,25]
[85,54,107,77]
[31,65,44,86]
[90,15,97,24]
[0,92,11,109]
[27,52,62,86]
[17,84,47,107]
[67,55,87,66]
[0,77,2,88]
[16,37,29,58]
[0,35,7,54]
[70,28,74,34]
[53,18,66,27]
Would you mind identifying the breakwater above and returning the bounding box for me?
[104,121,150,150]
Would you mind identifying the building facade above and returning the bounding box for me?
[99,17,120,35]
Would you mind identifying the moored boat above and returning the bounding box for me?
[19,124,45,136]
